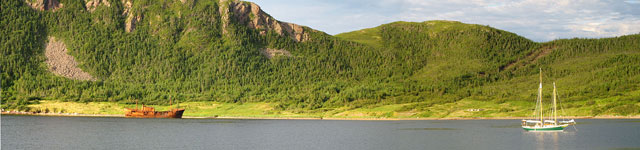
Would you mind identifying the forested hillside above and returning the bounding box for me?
[337,21,640,116]
[2,0,639,116]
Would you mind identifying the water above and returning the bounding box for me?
[2,115,639,150]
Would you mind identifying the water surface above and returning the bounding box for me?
[2,115,639,150]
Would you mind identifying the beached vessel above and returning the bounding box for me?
[124,99,185,118]
[521,69,575,131]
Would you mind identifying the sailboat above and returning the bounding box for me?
[521,69,576,131]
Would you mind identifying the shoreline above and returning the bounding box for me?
[3,112,640,120]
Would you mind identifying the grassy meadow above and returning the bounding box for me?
[22,91,640,119]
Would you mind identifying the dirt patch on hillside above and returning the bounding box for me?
[45,37,96,81]
[501,45,556,71]
[531,45,554,62]
[260,48,292,59]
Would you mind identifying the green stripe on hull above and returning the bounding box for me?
[522,126,565,131]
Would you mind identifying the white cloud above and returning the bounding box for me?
[255,0,640,42]
[567,19,640,38]
[625,0,640,4]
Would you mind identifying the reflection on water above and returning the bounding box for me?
[524,124,584,150]
[191,120,237,124]
[616,120,640,123]
[536,132,545,150]
[398,128,458,131]
[528,132,563,150]
[490,124,522,128]
[2,116,639,150]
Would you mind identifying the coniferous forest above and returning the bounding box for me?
[2,0,639,117]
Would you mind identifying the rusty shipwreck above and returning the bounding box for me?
[124,99,185,118]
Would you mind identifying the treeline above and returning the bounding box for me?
[1,0,48,107]
[1,0,398,111]
[373,21,538,103]
[2,0,639,114]
[336,20,640,115]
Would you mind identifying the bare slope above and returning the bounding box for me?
[45,37,96,81]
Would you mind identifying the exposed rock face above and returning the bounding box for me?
[125,14,142,32]
[85,0,111,12]
[122,0,141,33]
[219,0,312,42]
[24,0,63,11]
[121,0,132,16]
[260,48,292,59]
[45,37,97,81]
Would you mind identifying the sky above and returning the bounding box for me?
[253,0,640,42]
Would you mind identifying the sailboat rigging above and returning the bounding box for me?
[521,68,576,131]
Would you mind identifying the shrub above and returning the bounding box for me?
[499,108,514,112]
[611,104,640,116]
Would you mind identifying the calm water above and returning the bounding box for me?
[2,115,639,150]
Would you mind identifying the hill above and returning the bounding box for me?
[1,0,639,117]
[337,21,640,117]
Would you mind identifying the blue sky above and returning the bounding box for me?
[253,0,640,42]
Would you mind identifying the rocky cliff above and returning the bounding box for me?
[122,0,141,33]
[219,0,312,42]
[84,0,110,12]
[24,0,312,40]
[24,0,63,11]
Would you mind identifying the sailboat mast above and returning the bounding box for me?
[539,68,543,123]
[553,82,557,124]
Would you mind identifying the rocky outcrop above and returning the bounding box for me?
[24,0,63,11]
[121,0,132,16]
[125,14,142,32]
[85,0,111,12]
[219,0,312,42]
[45,37,97,81]
[121,0,141,33]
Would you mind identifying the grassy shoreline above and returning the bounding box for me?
[2,99,639,120]
[3,112,640,120]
